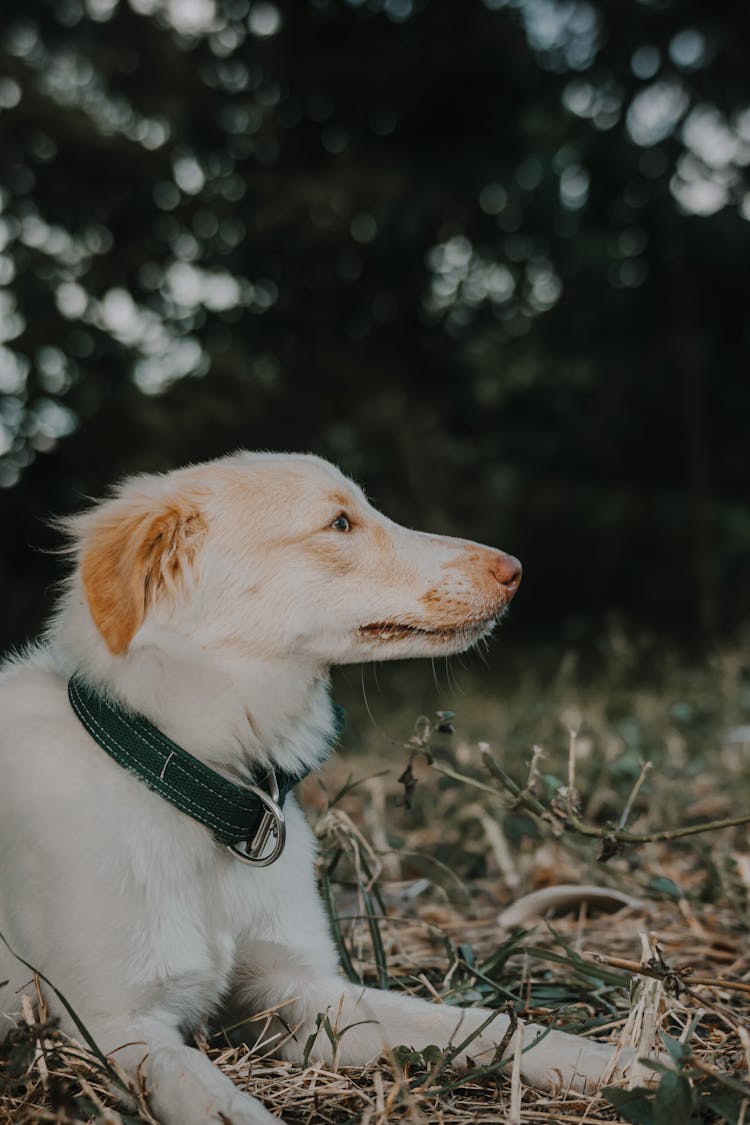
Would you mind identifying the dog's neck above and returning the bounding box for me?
[48,597,336,779]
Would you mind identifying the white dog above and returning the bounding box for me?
[0,452,634,1124]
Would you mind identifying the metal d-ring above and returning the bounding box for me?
[227,770,287,867]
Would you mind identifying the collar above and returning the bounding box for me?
[67,676,343,867]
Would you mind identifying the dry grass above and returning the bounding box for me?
[3,639,750,1123]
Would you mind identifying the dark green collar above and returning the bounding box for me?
[68,677,343,866]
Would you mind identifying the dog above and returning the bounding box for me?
[0,452,637,1124]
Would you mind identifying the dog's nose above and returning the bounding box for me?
[491,552,522,597]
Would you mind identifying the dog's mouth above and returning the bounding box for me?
[358,617,496,643]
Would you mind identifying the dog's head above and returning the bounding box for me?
[65,452,521,666]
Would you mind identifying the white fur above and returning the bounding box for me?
[0,452,634,1124]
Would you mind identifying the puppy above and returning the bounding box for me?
[0,452,633,1124]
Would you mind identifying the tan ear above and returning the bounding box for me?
[81,502,205,654]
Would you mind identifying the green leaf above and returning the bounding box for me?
[321,1014,336,1047]
[502,813,542,840]
[363,887,390,990]
[654,1071,694,1125]
[542,773,565,790]
[697,1078,748,1124]
[527,984,581,1004]
[457,942,475,968]
[318,863,363,986]
[660,1031,689,1065]
[639,1059,680,1077]
[479,928,529,976]
[392,1044,416,1066]
[648,876,683,900]
[602,1085,656,1125]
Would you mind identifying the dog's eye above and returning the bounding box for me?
[330,514,351,532]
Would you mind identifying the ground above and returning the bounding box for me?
[2,638,749,1124]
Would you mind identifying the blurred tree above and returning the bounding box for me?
[0,0,748,650]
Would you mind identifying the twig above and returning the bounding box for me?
[481,751,750,845]
[20,994,49,1090]
[618,761,653,830]
[586,951,750,996]
[508,1016,524,1125]
[567,726,577,792]
[432,760,510,799]
[479,756,547,816]
[739,1026,750,1076]
[525,745,544,794]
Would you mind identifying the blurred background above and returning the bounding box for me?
[3,10,750,1118]
[1,0,749,661]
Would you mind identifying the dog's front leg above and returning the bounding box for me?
[84,1014,281,1125]
[315,984,638,1093]
[230,946,638,1094]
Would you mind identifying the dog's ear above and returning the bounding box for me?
[80,500,206,654]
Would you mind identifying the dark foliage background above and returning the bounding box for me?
[1,0,749,653]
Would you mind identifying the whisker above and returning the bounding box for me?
[430,656,441,693]
[360,663,378,728]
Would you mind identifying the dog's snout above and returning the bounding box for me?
[491,552,522,597]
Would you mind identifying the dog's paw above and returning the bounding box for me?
[145,1044,283,1125]
[519,1028,659,1094]
[220,1088,284,1125]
